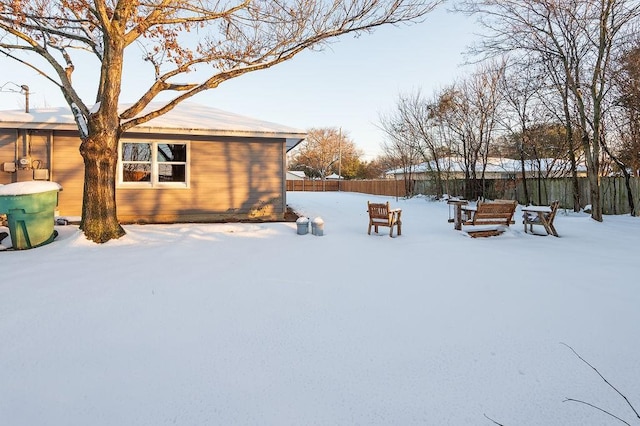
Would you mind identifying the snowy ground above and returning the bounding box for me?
[1,191,639,425]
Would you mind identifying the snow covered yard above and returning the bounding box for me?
[1,191,639,425]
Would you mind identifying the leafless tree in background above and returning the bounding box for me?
[497,58,546,205]
[434,63,504,199]
[378,106,423,197]
[378,90,451,196]
[456,0,640,221]
[603,39,640,215]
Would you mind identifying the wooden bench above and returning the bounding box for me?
[462,200,517,227]
[367,201,402,237]
[523,200,560,237]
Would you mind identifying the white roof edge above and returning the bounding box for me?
[0,121,78,131]
[0,121,307,142]
[125,126,307,139]
[0,102,307,140]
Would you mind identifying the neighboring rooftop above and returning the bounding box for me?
[386,157,587,176]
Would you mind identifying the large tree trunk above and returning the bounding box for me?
[601,137,637,216]
[586,171,602,221]
[519,145,529,204]
[567,146,582,212]
[583,134,603,222]
[79,125,125,243]
[562,110,581,212]
[78,31,126,243]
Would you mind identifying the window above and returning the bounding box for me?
[119,141,189,188]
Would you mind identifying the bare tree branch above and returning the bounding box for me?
[483,413,506,426]
[561,342,640,421]
[563,397,632,425]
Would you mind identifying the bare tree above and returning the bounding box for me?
[436,64,504,200]
[457,0,640,221]
[0,0,443,242]
[378,90,449,195]
[607,39,640,215]
[498,57,545,205]
[542,64,584,212]
[612,56,640,177]
[378,104,424,197]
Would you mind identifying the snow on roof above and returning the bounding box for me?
[0,102,306,150]
[325,173,343,179]
[0,181,62,196]
[386,157,587,175]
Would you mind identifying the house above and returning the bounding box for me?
[324,173,344,180]
[386,157,587,180]
[0,103,306,223]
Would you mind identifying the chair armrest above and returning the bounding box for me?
[389,209,401,220]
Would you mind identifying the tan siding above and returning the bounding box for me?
[0,130,16,185]
[4,128,287,222]
[29,131,51,170]
[0,130,51,184]
[50,132,84,216]
[116,137,286,223]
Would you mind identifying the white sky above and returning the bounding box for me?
[0,6,479,161]
[2,191,639,424]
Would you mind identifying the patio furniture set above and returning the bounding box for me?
[447,198,560,237]
[365,197,560,238]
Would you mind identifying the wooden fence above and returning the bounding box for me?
[287,179,408,196]
[286,180,339,192]
[414,177,640,215]
[287,177,640,215]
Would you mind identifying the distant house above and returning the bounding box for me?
[0,103,306,223]
[286,170,306,180]
[386,157,587,180]
[325,173,343,180]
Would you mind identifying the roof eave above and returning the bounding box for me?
[127,125,307,141]
[0,122,78,131]
[0,121,307,142]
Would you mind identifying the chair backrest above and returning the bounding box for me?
[368,202,390,220]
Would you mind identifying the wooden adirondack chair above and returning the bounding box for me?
[367,201,402,237]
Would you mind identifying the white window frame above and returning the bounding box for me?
[118,140,190,189]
